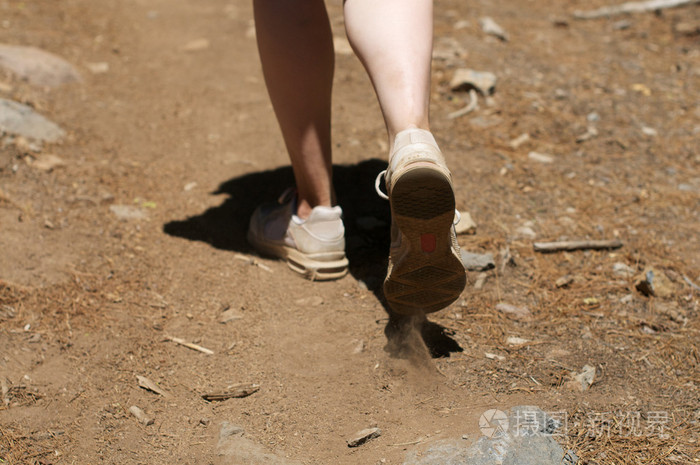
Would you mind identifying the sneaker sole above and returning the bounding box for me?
[384,166,466,315]
[247,230,349,281]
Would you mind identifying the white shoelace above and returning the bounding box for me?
[374,170,462,226]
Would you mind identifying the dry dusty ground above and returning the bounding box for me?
[0,0,699,464]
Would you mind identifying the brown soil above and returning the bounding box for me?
[1,0,699,464]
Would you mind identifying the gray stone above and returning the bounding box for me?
[460,251,495,272]
[217,422,300,465]
[403,406,577,465]
[0,99,65,142]
[450,69,497,96]
[109,205,148,221]
[347,427,381,447]
[479,17,509,41]
[0,44,81,87]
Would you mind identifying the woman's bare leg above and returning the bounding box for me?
[253,0,335,219]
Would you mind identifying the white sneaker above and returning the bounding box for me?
[247,189,348,281]
[376,129,466,314]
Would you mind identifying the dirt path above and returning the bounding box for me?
[1,0,699,463]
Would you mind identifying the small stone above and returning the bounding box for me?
[460,251,495,271]
[199,418,211,427]
[454,211,476,235]
[347,427,381,447]
[555,275,574,288]
[479,17,508,41]
[129,406,154,426]
[352,339,365,354]
[674,21,700,36]
[508,133,530,149]
[109,205,147,221]
[473,272,488,290]
[29,154,65,172]
[0,99,65,142]
[515,226,536,239]
[450,68,497,96]
[184,182,197,191]
[0,44,81,87]
[496,303,531,320]
[641,126,658,137]
[219,308,243,324]
[635,268,675,298]
[565,364,595,392]
[485,352,505,361]
[182,38,210,52]
[613,262,635,278]
[528,151,555,164]
[86,62,109,74]
[506,336,529,346]
[219,422,245,439]
[294,296,323,307]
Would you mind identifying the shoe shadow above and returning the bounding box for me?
[162,158,462,358]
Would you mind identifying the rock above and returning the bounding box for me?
[641,126,658,137]
[217,422,301,465]
[333,36,354,56]
[0,44,81,87]
[565,364,595,392]
[613,262,635,278]
[450,69,497,96]
[0,98,65,142]
[403,406,574,465]
[347,427,381,447]
[674,21,700,36]
[485,352,505,361]
[479,17,509,41]
[527,151,554,164]
[473,272,488,290]
[86,62,109,74]
[294,296,323,307]
[351,339,365,354]
[635,268,675,298]
[506,336,530,346]
[496,303,531,320]
[515,226,536,239]
[555,275,574,288]
[109,205,148,221]
[508,133,530,149]
[129,406,154,426]
[220,308,243,324]
[460,251,495,271]
[29,154,65,172]
[455,211,477,235]
[181,38,210,52]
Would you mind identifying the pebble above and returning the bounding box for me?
[484,352,505,361]
[29,154,66,172]
[129,405,154,426]
[613,262,635,277]
[219,308,243,324]
[0,98,65,142]
[506,336,529,346]
[496,303,531,320]
[528,151,555,164]
[294,296,323,307]
[0,44,81,87]
[515,226,537,239]
[479,17,509,41]
[565,364,595,392]
[635,268,675,298]
[460,251,495,271]
[555,275,574,288]
[508,132,530,149]
[109,205,148,221]
[450,68,497,96]
[86,62,109,74]
[454,211,476,235]
[347,427,381,447]
[181,38,210,52]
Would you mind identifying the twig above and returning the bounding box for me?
[533,239,623,253]
[448,89,479,119]
[388,437,425,447]
[202,383,260,401]
[574,0,700,19]
[682,275,700,292]
[165,335,214,355]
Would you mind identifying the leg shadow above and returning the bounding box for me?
[163,158,462,358]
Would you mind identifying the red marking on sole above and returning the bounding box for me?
[421,233,436,253]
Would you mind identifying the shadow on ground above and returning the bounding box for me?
[163,159,462,358]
